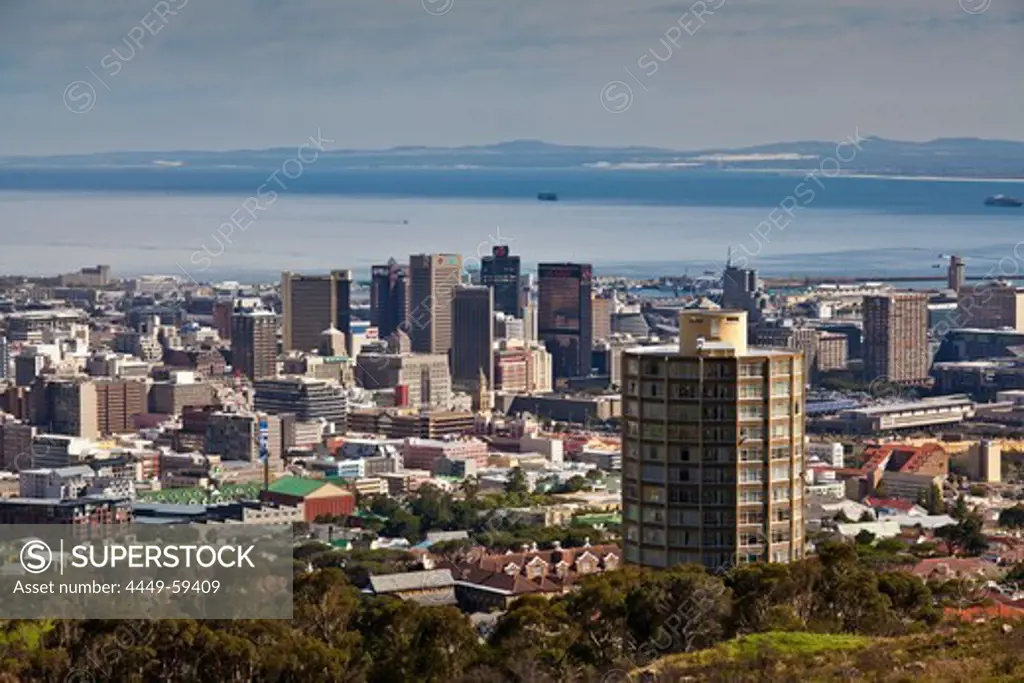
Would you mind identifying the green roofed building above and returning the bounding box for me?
[260,476,355,522]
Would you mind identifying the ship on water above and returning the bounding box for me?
[984,194,1023,207]
[537,192,558,202]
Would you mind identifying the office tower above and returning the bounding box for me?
[370,259,409,340]
[862,293,929,383]
[408,253,463,354]
[0,336,7,381]
[494,312,525,341]
[592,292,614,342]
[46,379,100,439]
[621,310,806,570]
[93,379,148,435]
[254,377,348,433]
[231,309,278,381]
[722,255,764,323]
[452,286,494,392]
[957,281,1024,332]
[281,270,353,355]
[205,412,282,466]
[481,245,521,317]
[355,352,452,409]
[537,263,593,380]
[521,299,538,342]
[947,255,965,294]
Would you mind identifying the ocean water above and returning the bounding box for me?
[0,167,1021,282]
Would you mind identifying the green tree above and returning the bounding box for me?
[855,530,876,546]
[999,504,1024,529]
[505,467,530,495]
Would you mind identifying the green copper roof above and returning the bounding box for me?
[267,476,326,498]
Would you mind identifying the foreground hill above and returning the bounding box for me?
[637,626,1024,683]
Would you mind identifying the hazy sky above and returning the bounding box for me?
[1,0,1021,154]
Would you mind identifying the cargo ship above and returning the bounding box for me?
[984,194,1023,207]
[537,192,558,202]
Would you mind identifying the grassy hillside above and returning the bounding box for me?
[639,625,1024,683]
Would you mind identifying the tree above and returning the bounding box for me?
[936,514,990,557]
[952,494,969,521]
[999,504,1024,529]
[505,467,530,495]
[855,530,876,546]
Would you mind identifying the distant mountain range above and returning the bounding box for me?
[3,137,1023,178]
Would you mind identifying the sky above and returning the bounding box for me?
[0,0,1021,155]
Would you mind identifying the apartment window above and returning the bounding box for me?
[625,525,640,543]
[740,489,764,504]
[771,380,790,397]
[771,445,791,460]
[740,425,764,440]
[624,461,639,479]
[739,404,763,420]
[668,424,699,441]
[668,486,699,504]
[772,360,791,375]
[671,466,692,482]
[643,486,665,503]
[643,402,666,420]
[643,444,664,461]
[740,447,764,462]
[669,404,699,421]
[740,511,765,525]
[669,529,697,548]
[771,422,790,438]
[739,363,764,378]
[643,423,665,439]
[739,467,764,483]
[626,358,639,375]
[772,486,791,502]
[670,382,697,399]
[740,383,763,399]
[643,360,664,377]
[703,405,735,421]
[642,507,666,524]
[624,400,640,417]
[771,464,791,481]
[704,383,735,400]
[643,382,662,398]
[669,445,693,462]
[669,361,698,378]
[641,464,666,483]
[626,421,639,437]
[771,402,791,417]
[644,527,667,544]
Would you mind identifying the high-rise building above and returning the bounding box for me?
[355,353,451,409]
[370,259,409,340]
[722,258,764,323]
[0,336,8,380]
[408,253,463,354]
[947,255,966,294]
[957,281,1024,332]
[621,310,806,570]
[592,292,614,342]
[538,263,593,380]
[93,378,148,435]
[281,270,353,355]
[862,293,929,383]
[481,245,521,317]
[231,309,277,381]
[452,286,494,392]
[254,377,348,433]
